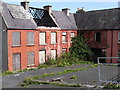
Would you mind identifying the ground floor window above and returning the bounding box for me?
[27,52,35,66]
[50,49,57,60]
[39,50,46,64]
[13,53,21,71]
[62,48,67,53]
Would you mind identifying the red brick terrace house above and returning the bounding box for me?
[75,8,120,63]
[1,1,120,71]
[1,1,77,71]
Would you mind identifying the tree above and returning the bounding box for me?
[70,34,93,61]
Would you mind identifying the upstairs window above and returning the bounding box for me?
[39,32,46,45]
[71,32,75,43]
[62,32,67,43]
[95,32,101,42]
[12,32,21,46]
[27,32,34,45]
[51,32,56,44]
[118,32,120,43]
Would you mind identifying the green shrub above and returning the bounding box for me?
[45,59,56,65]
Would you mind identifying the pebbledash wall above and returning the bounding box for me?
[7,28,77,71]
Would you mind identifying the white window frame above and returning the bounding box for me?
[51,32,57,44]
[39,32,46,45]
[50,49,57,60]
[62,32,67,43]
[71,32,75,43]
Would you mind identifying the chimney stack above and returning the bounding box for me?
[21,0,29,11]
[43,5,52,14]
[62,8,70,16]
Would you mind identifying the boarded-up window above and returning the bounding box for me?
[51,32,56,44]
[71,32,75,43]
[50,50,56,60]
[13,53,20,71]
[62,32,67,43]
[12,32,20,46]
[118,32,120,43]
[39,32,46,45]
[95,32,101,42]
[62,48,67,53]
[39,50,46,64]
[28,52,35,66]
[27,32,34,45]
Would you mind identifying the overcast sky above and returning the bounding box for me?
[2,0,120,13]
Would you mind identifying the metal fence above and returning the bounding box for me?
[97,57,120,83]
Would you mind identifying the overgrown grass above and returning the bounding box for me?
[22,77,81,87]
[22,64,98,86]
[45,53,94,67]
[70,75,78,80]
[2,64,53,76]
[104,83,120,89]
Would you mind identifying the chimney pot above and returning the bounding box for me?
[62,8,70,16]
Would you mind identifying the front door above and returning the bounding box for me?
[13,53,21,71]
[39,51,46,64]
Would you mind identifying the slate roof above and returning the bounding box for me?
[1,3,37,30]
[51,10,78,30]
[75,8,120,30]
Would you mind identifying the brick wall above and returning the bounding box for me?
[7,29,77,71]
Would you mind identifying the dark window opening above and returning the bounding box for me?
[95,32,101,42]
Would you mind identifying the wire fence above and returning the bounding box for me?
[97,57,120,83]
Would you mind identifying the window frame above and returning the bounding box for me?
[51,32,57,44]
[62,32,67,43]
[12,31,21,47]
[95,32,101,43]
[71,32,75,43]
[118,32,120,43]
[27,52,35,66]
[27,32,35,46]
[39,32,46,45]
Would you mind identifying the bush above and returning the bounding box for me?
[45,59,56,65]
[70,75,78,79]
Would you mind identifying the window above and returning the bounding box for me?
[95,32,101,42]
[27,32,34,45]
[13,53,21,71]
[71,32,75,43]
[62,48,67,53]
[51,32,56,44]
[39,50,46,64]
[27,52,35,66]
[39,32,46,45]
[118,32,120,43]
[62,32,67,43]
[12,32,21,46]
[118,50,120,60]
[50,50,56,60]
